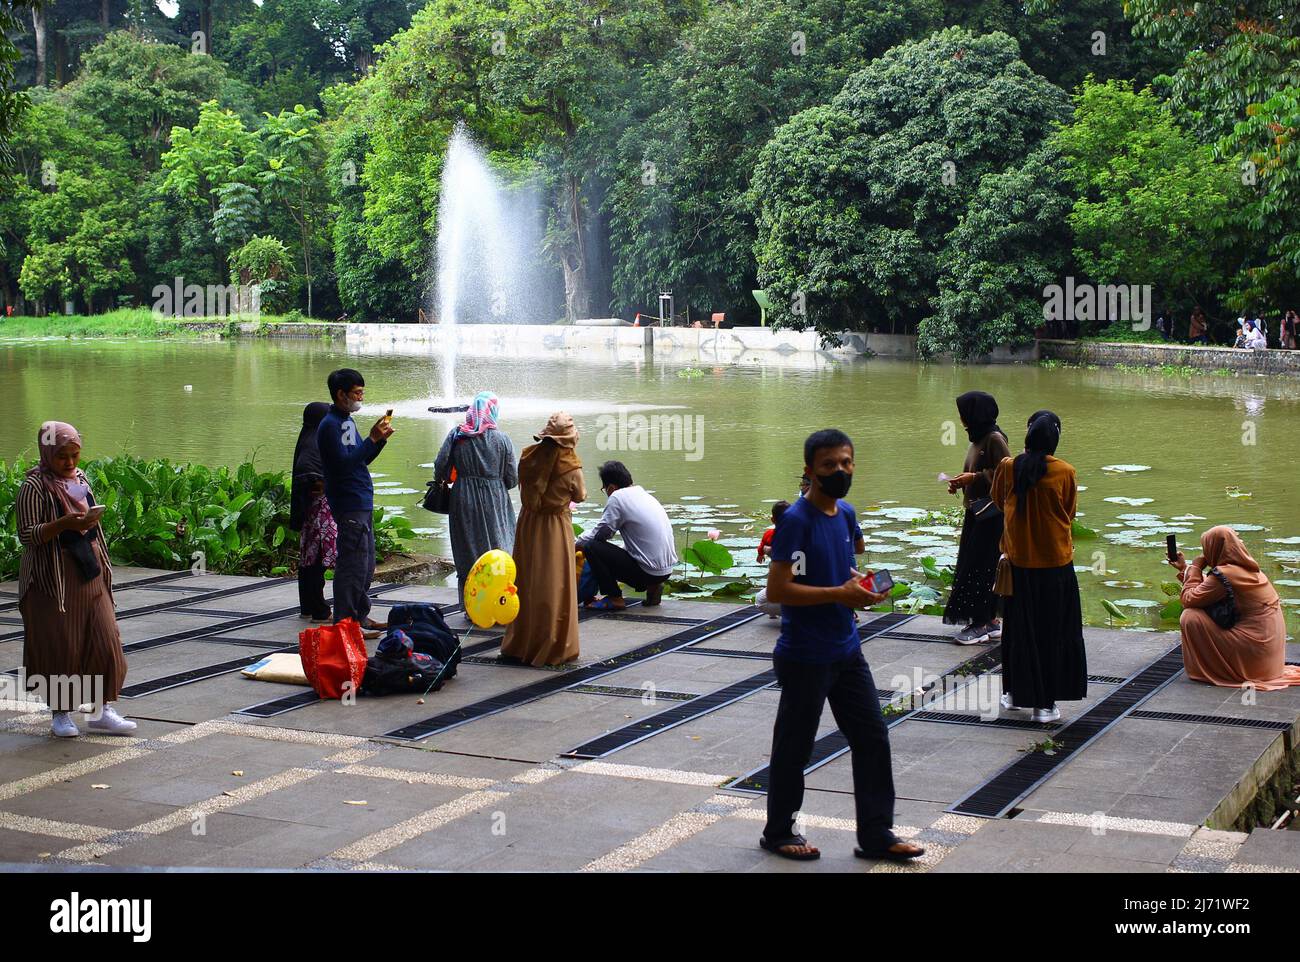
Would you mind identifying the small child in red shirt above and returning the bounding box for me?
[757,500,791,563]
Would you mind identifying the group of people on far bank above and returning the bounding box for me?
[1175,306,1299,350]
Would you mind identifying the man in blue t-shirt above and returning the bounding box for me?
[317,368,393,630]
[759,428,924,864]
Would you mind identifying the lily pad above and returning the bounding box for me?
[1113,598,1160,609]
[1100,599,1128,621]
[1103,580,1146,588]
[1104,497,1155,506]
[1101,464,1152,473]
[1267,537,1300,545]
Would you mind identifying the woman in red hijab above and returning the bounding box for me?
[1170,526,1300,690]
[16,421,134,737]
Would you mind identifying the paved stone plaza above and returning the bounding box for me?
[0,567,1298,873]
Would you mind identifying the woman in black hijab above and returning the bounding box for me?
[291,402,335,621]
[944,391,1011,644]
[990,409,1085,724]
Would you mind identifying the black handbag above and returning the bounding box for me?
[421,479,451,514]
[1205,566,1238,629]
[968,496,1002,524]
[421,437,454,514]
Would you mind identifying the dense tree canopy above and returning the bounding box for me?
[606,0,941,322]
[0,0,1296,350]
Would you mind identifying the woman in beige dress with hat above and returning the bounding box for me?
[500,412,586,666]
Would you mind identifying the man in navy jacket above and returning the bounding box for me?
[317,368,393,628]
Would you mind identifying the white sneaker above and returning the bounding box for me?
[51,712,79,738]
[985,622,1003,640]
[1033,706,1061,724]
[86,705,138,736]
[999,692,1025,712]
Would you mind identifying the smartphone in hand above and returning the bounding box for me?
[1166,534,1178,563]
[85,505,106,522]
[860,569,894,594]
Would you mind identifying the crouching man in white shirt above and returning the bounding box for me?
[576,461,678,610]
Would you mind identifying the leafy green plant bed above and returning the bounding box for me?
[0,455,413,580]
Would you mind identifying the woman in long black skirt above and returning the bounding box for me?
[944,391,1011,644]
[989,410,1086,724]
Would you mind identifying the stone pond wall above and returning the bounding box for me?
[341,323,1038,365]
[1039,338,1300,376]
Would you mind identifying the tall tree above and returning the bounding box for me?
[253,103,327,315]
[750,28,1070,339]
[64,29,244,169]
[9,95,141,312]
[487,0,698,321]
[1,0,40,165]
[1055,79,1238,327]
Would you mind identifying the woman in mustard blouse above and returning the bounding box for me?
[990,410,1086,723]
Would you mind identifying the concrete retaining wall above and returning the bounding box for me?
[1039,338,1300,375]
[343,322,1034,365]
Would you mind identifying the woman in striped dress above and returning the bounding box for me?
[17,421,134,737]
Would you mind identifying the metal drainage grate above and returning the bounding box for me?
[878,630,965,644]
[910,710,1056,731]
[727,641,1003,794]
[383,606,765,741]
[1088,674,1128,684]
[121,647,296,698]
[1129,709,1293,731]
[0,568,193,613]
[563,612,917,762]
[119,583,404,654]
[571,684,698,701]
[681,647,772,661]
[0,575,296,643]
[947,645,1185,819]
[237,689,321,718]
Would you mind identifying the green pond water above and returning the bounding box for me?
[6,337,1300,634]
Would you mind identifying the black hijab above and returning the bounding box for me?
[290,402,330,531]
[1013,409,1061,499]
[955,391,1004,444]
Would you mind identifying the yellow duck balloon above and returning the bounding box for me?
[465,549,521,629]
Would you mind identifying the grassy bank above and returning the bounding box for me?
[0,308,314,339]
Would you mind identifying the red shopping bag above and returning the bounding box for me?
[299,619,368,699]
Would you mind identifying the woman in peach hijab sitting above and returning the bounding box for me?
[1168,526,1300,690]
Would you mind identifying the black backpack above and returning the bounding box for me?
[386,603,460,678]
[360,652,447,696]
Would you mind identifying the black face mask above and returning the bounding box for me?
[815,469,852,499]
